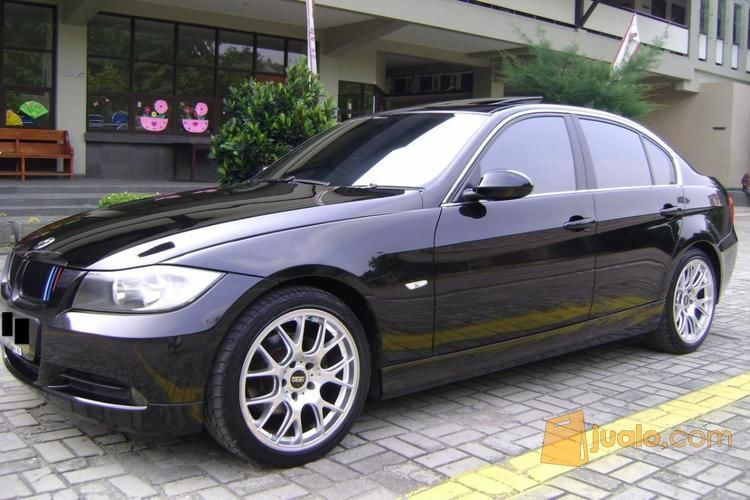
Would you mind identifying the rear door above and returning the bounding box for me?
[575,117,682,316]
[433,114,596,354]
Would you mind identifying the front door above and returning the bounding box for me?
[434,115,596,354]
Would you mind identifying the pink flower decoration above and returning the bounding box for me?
[154,99,169,114]
[195,102,208,117]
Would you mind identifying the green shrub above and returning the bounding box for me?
[210,57,337,184]
[498,34,662,120]
[98,192,155,208]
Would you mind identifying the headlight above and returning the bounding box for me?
[73,265,223,313]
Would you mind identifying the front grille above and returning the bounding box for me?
[18,260,63,302]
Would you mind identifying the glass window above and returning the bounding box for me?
[218,70,248,96]
[178,25,215,66]
[88,95,130,130]
[732,3,741,45]
[2,2,56,128]
[580,119,652,188]
[219,31,254,70]
[480,117,576,194]
[176,66,214,96]
[4,2,53,50]
[700,0,708,34]
[258,113,488,187]
[643,139,675,185]
[287,39,306,68]
[717,0,726,40]
[3,50,52,87]
[135,19,174,62]
[85,14,305,133]
[256,36,284,74]
[88,58,130,93]
[88,15,130,58]
[5,89,51,128]
[134,62,174,94]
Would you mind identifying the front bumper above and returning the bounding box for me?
[1,272,273,435]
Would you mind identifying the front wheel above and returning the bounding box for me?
[205,286,371,466]
[646,249,717,353]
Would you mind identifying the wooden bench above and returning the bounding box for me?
[0,128,74,180]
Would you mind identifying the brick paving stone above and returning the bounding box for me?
[23,467,66,494]
[62,463,126,484]
[415,448,469,468]
[245,483,309,499]
[61,436,102,457]
[610,462,660,483]
[549,475,609,499]
[699,463,744,486]
[583,454,632,474]
[0,474,33,499]
[108,474,159,497]
[162,476,219,496]
[33,442,74,463]
[0,431,27,451]
[330,443,386,465]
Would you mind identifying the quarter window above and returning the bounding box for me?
[643,139,676,185]
[580,119,652,188]
[480,116,577,194]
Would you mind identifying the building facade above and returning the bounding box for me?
[0,0,748,186]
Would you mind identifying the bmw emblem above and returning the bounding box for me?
[33,237,55,250]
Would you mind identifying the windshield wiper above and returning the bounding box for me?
[262,176,331,186]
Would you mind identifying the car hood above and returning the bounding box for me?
[13,181,423,270]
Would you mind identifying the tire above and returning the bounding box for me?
[205,286,371,467]
[646,248,717,354]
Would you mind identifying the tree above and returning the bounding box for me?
[210,58,337,184]
[497,34,662,120]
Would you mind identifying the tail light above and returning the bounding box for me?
[728,193,735,226]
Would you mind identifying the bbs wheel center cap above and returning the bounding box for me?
[289,370,307,389]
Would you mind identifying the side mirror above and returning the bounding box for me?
[462,170,533,202]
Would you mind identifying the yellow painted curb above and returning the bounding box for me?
[408,371,750,499]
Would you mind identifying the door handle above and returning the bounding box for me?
[660,204,683,218]
[563,216,596,231]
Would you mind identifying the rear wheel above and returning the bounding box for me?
[646,249,716,353]
[205,286,370,466]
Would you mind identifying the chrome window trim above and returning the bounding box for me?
[441,184,682,208]
[441,106,683,206]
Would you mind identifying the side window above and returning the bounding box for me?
[479,116,576,194]
[643,138,676,185]
[580,119,652,188]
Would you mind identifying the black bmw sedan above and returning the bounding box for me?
[1,98,737,466]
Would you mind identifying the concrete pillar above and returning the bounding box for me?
[688,0,702,63]
[56,22,87,175]
[707,0,718,63]
[738,3,749,73]
[473,62,504,98]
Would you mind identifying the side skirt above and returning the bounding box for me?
[380,301,663,399]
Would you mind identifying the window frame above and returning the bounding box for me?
[86,12,307,134]
[1,0,57,129]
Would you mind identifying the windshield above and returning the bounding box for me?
[256,113,487,187]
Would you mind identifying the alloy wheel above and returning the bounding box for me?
[672,258,715,344]
[238,309,360,452]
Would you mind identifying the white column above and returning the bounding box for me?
[56,22,87,175]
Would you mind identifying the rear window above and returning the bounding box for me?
[580,119,652,188]
[643,138,676,185]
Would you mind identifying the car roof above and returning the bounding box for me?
[383,97,544,114]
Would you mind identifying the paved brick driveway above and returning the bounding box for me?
[0,209,748,499]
